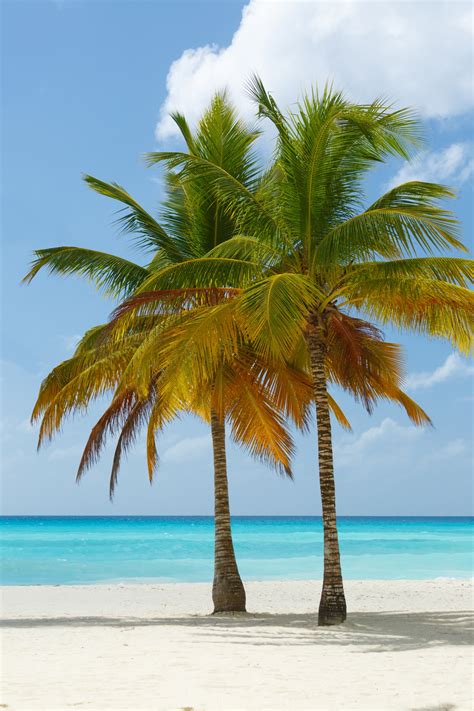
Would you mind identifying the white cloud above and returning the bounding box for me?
[16,418,36,434]
[388,143,474,188]
[424,438,468,462]
[335,417,423,467]
[406,353,474,390]
[162,435,212,463]
[48,445,83,461]
[334,416,469,472]
[0,416,37,444]
[156,0,473,139]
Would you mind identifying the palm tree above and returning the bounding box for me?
[31,312,311,611]
[24,93,307,612]
[139,79,473,624]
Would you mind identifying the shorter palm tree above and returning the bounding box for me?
[31,308,316,611]
[25,92,273,612]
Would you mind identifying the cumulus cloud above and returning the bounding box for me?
[406,353,474,390]
[334,416,468,472]
[335,417,423,467]
[424,438,468,461]
[162,435,212,463]
[388,143,474,189]
[48,445,83,461]
[156,0,473,139]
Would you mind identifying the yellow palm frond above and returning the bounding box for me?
[345,278,473,353]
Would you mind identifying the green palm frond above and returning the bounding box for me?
[237,273,323,358]
[248,76,422,263]
[205,235,288,269]
[84,175,186,261]
[135,256,265,293]
[23,247,149,298]
[348,257,473,287]
[316,182,461,266]
[145,150,281,244]
[170,112,197,154]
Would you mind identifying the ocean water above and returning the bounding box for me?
[0,516,472,585]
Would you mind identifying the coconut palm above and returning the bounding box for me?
[32,312,313,611]
[139,79,473,624]
[24,93,310,612]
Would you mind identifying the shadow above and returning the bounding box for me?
[1,610,472,652]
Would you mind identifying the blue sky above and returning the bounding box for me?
[1,0,473,515]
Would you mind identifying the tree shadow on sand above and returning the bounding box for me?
[1,609,472,653]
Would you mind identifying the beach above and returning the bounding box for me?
[1,578,472,710]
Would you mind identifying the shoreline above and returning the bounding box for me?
[2,573,473,586]
[1,579,472,709]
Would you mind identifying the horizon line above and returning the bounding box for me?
[1,514,473,519]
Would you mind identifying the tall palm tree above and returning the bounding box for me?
[24,93,307,612]
[138,79,473,624]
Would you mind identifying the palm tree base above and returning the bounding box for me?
[318,587,347,626]
[212,575,247,613]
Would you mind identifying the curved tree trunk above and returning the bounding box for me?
[308,329,347,626]
[210,409,246,613]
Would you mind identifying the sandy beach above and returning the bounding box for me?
[0,578,472,710]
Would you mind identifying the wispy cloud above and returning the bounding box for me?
[48,445,83,461]
[335,417,423,468]
[424,438,468,463]
[162,435,211,464]
[59,334,81,353]
[335,417,469,473]
[406,353,474,390]
[388,143,474,189]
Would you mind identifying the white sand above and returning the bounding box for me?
[1,579,472,711]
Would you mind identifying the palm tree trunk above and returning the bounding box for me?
[307,329,347,626]
[210,408,246,613]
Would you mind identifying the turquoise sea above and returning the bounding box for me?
[0,516,472,585]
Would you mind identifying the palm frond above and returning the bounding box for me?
[84,175,186,261]
[77,389,136,482]
[109,393,154,499]
[36,348,134,447]
[327,394,352,431]
[316,182,462,265]
[225,364,294,476]
[389,388,432,427]
[205,235,287,270]
[23,247,148,298]
[145,150,280,242]
[135,256,265,293]
[237,273,322,358]
[349,257,473,287]
[346,278,474,353]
